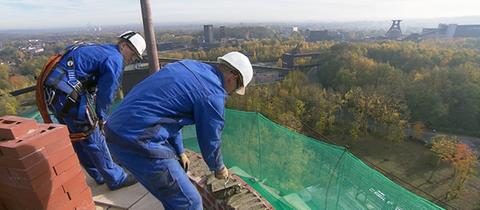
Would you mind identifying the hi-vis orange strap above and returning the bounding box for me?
[35,54,61,124]
[35,54,89,142]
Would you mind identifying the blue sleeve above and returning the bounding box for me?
[96,57,123,120]
[194,94,225,171]
[167,130,185,155]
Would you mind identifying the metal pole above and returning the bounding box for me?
[140,0,160,74]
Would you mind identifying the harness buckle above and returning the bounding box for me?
[71,81,83,94]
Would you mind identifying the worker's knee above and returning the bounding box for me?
[189,189,202,209]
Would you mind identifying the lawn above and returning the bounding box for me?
[328,135,480,210]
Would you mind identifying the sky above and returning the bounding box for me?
[1,0,480,30]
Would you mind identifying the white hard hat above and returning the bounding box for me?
[218,52,253,95]
[118,31,146,58]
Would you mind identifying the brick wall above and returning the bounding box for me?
[0,116,94,210]
[185,150,274,210]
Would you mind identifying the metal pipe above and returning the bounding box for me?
[0,85,35,97]
[140,0,160,74]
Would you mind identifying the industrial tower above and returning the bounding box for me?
[386,20,403,40]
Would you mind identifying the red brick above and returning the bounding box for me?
[71,187,94,210]
[53,153,80,176]
[0,135,72,169]
[74,201,95,210]
[1,163,82,192]
[62,172,88,197]
[31,161,82,192]
[52,201,73,210]
[0,147,47,169]
[0,159,49,181]
[0,201,7,210]
[0,116,37,141]
[0,199,22,210]
[0,124,70,159]
[0,183,69,210]
[0,145,75,182]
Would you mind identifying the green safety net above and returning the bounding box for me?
[22,107,443,210]
[20,109,43,122]
[183,109,444,210]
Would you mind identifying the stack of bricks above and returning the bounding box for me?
[0,116,94,210]
[185,150,274,210]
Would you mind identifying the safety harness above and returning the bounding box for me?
[36,43,99,142]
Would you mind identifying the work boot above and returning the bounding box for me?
[109,174,137,191]
[95,179,105,185]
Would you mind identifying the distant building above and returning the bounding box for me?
[219,26,226,40]
[244,31,251,40]
[44,41,55,45]
[203,25,214,43]
[200,42,222,49]
[421,24,480,38]
[33,48,44,54]
[19,39,44,54]
[157,42,187,51]
[403,33,422,42]
[23,46,44,54]
[306,29,345,42]
[308,30,329,41]
[453,24,480,37]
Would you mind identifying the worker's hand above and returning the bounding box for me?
[214,166,229,179]
[179,153,190,172]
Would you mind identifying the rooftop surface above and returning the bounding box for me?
[86,171,164,210]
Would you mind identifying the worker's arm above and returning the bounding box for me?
[194,94,226,172]
[95,57,123,121]
[168,130,185,155]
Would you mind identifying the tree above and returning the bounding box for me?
[17,56,49,77]
[430,135,478,200]
[431,135,458,161]
[412,121,425,140]
[344,87,407,141]
[277,111,302,131]
[0,91,18,115]
[0,64,11,90]
[445,143,478,200]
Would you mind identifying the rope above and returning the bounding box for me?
[324,147,348,210]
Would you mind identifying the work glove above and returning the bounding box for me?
[99,120,106,135]
[214,166,229,179]
[179,153,190,172]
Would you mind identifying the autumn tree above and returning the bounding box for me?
[0,64,11,90]
[0,91,18,115]
[430,135,478,200]
[344,87,407,141]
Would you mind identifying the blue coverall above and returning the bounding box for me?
[46,44,129,189]
[105,60,227,210]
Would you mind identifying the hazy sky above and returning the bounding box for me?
[1,0,479,30]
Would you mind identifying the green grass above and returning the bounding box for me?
[329,135,480,210]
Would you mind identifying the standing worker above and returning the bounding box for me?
[104,52,254,209]
[35,31,146,190]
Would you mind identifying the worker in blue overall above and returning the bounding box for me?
[104,52,254,209]
[40,31,146,190]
